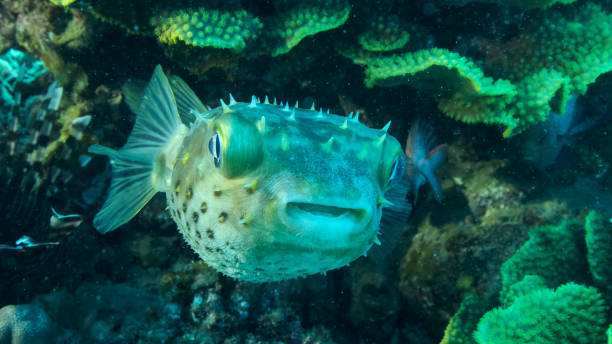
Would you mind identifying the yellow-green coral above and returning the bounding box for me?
[265,0,351,56]
[49,0,77,6]
[489,3,612,96]
[434,0,576,9]
[154,9,262,52]
[362,4,612,136]
[365,48,517,127]
[440,295,489,344]
[359,15,410,52]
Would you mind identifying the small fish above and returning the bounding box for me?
[518,96,598,169]
[404,121,447,203]
[89,66,411,282]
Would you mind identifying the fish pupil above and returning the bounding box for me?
[208,132,222,168]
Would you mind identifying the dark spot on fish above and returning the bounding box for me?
[186,221,191,231]
[200,202,207,213]
[218,212,228,223]
[206,228,214,239]
[195,230,201,240]
[255,268,264,272]
[186,185,193,200]
[214,189,222,197]
[297,269,307,273]
[205,247,213,253]
[192,212,199,223]
[215,248,223,254]
[279,267,288,271]
[182,203,187,213]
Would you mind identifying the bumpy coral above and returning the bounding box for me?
[498,221,587,305]
[585,211,612,292]
[154,9,262,52]
[364,48,517,127]
[440,295,489,344]
[434,0,576,9]
[359,15,411,52]
[264,0,351,56]
[48,0,77,6]
[500,274,547,307]
[474,283,607,344]
[487,4,612,95]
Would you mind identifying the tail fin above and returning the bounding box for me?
[89,65,183,234]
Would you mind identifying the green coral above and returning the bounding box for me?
[154,9,262,52]
[492,4,612,95]
[608,324,612,344]
[440,295,490,344]
[499,221,587,306]
[434,0,576,9]
[358,15,411,52]
[501,275,547,307]
[474,283,607,344]
[364,48,517,127]
[362,4,612,136]
[585,211,612,292]
[49,0,77,6]
[264,0,350,56]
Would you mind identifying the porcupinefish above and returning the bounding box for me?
[89,66,411,282]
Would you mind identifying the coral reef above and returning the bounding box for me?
[0,0,610,342]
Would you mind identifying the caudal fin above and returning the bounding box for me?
[89,65,183,234]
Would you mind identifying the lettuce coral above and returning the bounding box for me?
[154,9,262,52]
[474,283,607,344]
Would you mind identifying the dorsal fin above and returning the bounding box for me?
[168,75,208,124]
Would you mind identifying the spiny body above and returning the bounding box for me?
[90,66,409,282]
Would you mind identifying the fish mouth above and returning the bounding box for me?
[282,200,372,240]
[286,202,357,218]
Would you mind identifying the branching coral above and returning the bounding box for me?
[154,9,262,52]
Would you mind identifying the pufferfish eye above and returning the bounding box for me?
[387,154,406,187]
[208,132,222,168]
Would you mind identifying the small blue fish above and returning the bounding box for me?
[404,121,447,203]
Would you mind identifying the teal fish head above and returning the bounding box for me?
[171,100,406,281]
